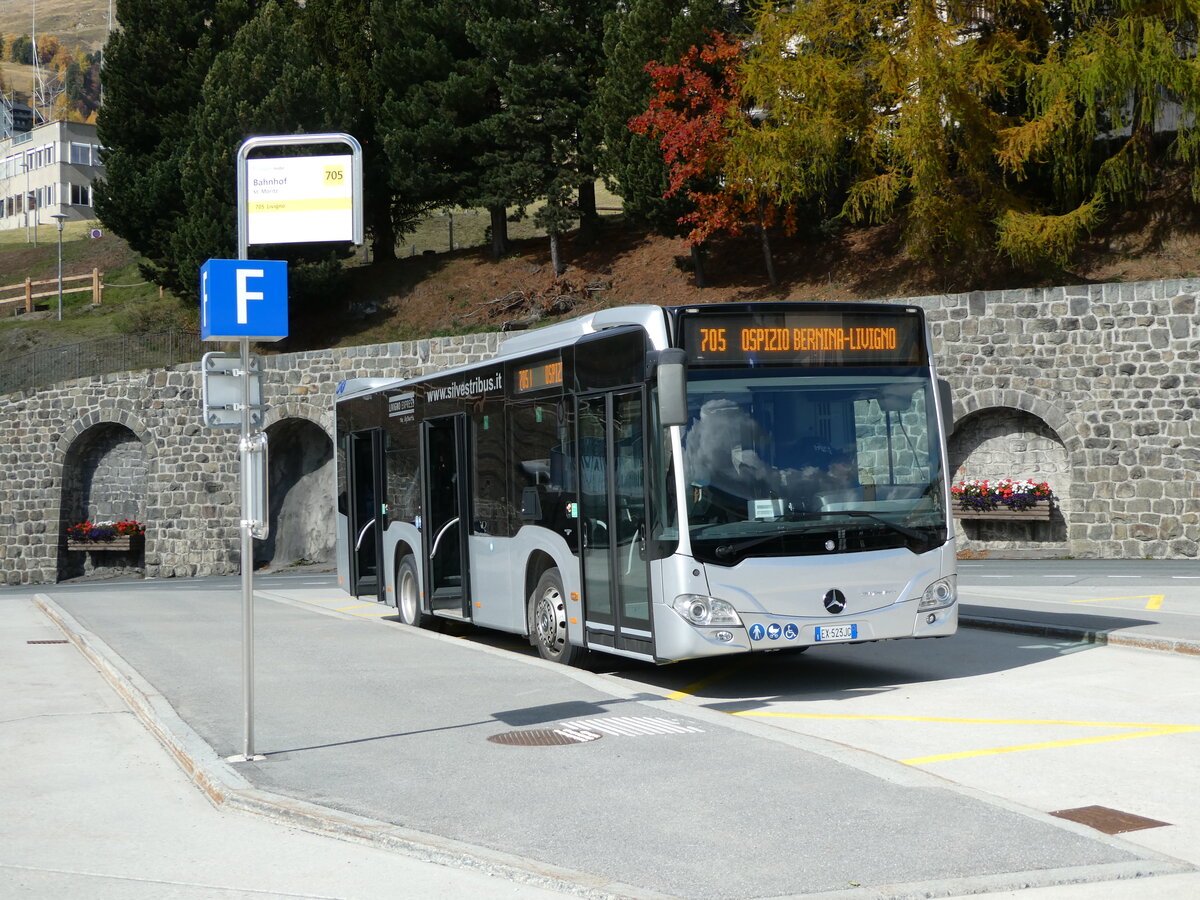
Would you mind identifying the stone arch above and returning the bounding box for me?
[952,388,1083,457]
[57,415,152,581]
[254,413,336,569]
[949,394,1075,555]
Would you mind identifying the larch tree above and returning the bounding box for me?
[729,0,1043,262]
[997,1,1200,264]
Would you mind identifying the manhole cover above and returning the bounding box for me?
[27,640,69,645]
[488,728,602,746]
[1049,805,1171,834]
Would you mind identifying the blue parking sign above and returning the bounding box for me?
[201,259,288,342]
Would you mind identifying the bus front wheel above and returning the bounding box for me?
[529,568,582,666]
[397,554,426,628]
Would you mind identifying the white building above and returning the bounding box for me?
[0,120,104,231]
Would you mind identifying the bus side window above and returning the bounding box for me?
[508,399,564,529]
[473,399,511,536]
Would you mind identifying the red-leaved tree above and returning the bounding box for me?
[629,31,785,286]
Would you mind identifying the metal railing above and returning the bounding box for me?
[0,329,203,395]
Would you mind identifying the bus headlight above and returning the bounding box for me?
[672,594,743,627]
[917,577,957,611]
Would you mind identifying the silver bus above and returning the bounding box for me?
[334,302,957,664]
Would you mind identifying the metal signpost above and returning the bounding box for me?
[201,133,362,764]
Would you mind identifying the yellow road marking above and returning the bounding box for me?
[666,659,753,700]
[724,710,1200,765]
[729,711,1193,729]
[1069,594,1164,611]
[902,726,1200,766]
[334,603,379,612]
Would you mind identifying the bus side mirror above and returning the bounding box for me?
[938,378,954,436]
[655,349,688,427]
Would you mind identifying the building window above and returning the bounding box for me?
[70,143,94,165]
[70,183,91,206]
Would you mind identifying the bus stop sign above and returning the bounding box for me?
[201,258,289,342]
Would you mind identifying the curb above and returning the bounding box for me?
[960,614,1200,656]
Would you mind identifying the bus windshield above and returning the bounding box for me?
[680,370,947,563]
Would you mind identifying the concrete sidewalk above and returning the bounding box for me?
[13,582,1198,899]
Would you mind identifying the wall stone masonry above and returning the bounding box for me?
[0,279,1196,585]
[0,332,502,585]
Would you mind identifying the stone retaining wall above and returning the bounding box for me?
[0,334,501,585]
[1,279,1197,585]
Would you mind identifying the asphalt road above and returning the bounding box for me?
[956,559,1200,651]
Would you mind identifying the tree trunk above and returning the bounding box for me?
[690,242,706,288]
[370,202,396,263]
[550,231,563,276]
[489,204,509,261]
[577,178,599,244]
[758,197,777,288]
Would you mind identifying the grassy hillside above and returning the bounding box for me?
[0,1,110,51]
[0,221,192,363]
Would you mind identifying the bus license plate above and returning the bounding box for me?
[815,624,858,642]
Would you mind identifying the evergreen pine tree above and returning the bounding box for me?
[93,0,256,292]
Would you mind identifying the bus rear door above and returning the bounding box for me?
[346,429,386,602]
[422,415,472,620]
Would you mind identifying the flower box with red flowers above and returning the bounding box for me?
[952,479,1054,521]
[66,520,146,551]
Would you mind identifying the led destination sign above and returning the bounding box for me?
[514,357,564,394]
[682,310,924,367]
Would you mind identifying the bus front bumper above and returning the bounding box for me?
[651,599,957,662]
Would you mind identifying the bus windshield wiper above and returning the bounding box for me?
[705,520,835,560]
[810,509,929,544]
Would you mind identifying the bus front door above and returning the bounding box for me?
[578,390,653,659]
[347,429,386,603]
[422,415,472,620]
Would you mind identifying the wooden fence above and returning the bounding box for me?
[0,269,103,315]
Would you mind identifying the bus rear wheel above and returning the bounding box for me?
[397,554,426,628]
[529,568,582,666]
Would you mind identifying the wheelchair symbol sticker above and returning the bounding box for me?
[783,623,799,640]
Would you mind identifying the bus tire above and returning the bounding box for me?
[529,568,582,666]
[396,554,426,628]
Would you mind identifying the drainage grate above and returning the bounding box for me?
[488,728,602,747]
[27,640,69,645]
[1049,805,1171,834]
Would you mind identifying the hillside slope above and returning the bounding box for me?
[283,198,1200,352]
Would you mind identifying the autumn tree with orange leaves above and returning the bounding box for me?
[630,31,787,286]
